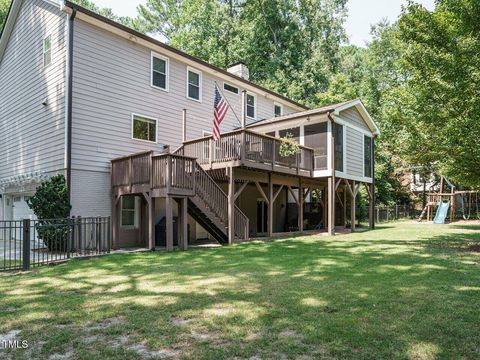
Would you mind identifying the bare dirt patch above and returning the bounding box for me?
[468,244,480,252]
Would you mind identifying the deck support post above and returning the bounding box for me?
[228,167,235,244]
[351,180,356,232]
[342,187,347,228]
[179,197,188,250]
[327,177,335,235]
[165,195,174,251]
[369,182,375,229]
[148,195,155,250]
[111,194,120,249]
[268,173,273,237]
[298,179,304,232]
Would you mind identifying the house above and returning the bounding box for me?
[0,0,380,249]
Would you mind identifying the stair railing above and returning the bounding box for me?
[174,146,249,241]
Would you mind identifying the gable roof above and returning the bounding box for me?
[246,99,380,136]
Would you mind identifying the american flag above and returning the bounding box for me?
[212,85,229,140]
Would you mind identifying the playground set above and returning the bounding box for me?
[418,176,479,224]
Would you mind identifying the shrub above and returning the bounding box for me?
[27,175,72,252]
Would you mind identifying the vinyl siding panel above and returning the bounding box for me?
[0,0,66,179]
[339,107,370,132]
[71,19,298,173]
[346,127,364,177]
[70,169,111,216]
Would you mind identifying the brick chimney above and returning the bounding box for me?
[227,62,250,81]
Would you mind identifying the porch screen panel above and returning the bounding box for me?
[304,122,328,170]
[364,135,372,177]
[333,123,344,172]
[279,127,300,141]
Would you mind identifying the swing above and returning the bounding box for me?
[461,192,472,220]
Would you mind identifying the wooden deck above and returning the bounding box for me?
[111,151,250,248]
[178,129,315,177]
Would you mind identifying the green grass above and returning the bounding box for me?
[1,222,479,359]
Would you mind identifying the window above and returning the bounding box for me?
[43,35,52,67]
[274,103,283,117]
[132,114,157,143]
[364,135,372,177]
[121,196,137,228]
[187,67,202,101]
[223,82,239,94]
[246,93,256,119]
[304,122,328,170]
[333,123,344,172]
[151,53,169,91]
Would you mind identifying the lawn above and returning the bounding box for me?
[0,222,479,360]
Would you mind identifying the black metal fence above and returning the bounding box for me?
[0,217,111,272]
[374,205,411,223]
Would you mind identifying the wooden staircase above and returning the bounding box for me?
[111,150,249,245]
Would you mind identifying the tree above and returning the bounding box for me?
[135,0,348,104]
[389,0,480,188]
[0,0,11,32]
[71,0,134,26]
[27,175,72,251]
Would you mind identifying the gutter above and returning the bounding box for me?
[66,5,76,204]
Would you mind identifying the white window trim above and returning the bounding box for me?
[43,34,52,68]
[186,66,202,102]
[150,51,169,92]
[274,102,283,117]
[131,113,158,144]
[246,92,257,120]
[120,196,139,229]
[223,82,239,95]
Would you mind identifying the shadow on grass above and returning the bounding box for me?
[0,224,479,359]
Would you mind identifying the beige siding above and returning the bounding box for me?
[0,0,66,179]
[339,107,370,132]
[345,127,364,177]
[71,19,297,173]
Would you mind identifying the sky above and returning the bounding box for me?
[93,0,436,47]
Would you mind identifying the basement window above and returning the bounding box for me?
[132,114,157,143]
[121,196,138,228]
[43,35,52,67]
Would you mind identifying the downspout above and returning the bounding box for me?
[66,6,76,204]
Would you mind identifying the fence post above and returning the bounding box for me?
[78,216,82,255]
[68,217,73,259]
[22,219,31,271]
[107,216,111,253]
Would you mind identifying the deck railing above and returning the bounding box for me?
[112,151,249,241]
[182,129,315,174]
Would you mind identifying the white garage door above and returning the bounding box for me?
[12,194,36,220]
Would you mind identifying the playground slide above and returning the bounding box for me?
[433,201,450,224]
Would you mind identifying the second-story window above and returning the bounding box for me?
[187,67,202,101]
[274,103,283,117]
[43,34,52,67]
[132,114,157,143]
[151,53,169,91]
[246,93,256,119]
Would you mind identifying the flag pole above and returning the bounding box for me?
[214,81,242,127]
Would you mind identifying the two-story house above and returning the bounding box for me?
[0,0,380,250]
